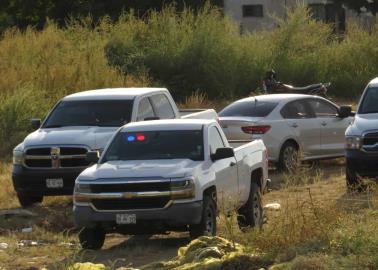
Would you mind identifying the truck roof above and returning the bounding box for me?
[121,119,217,132]
[63,88,168,101]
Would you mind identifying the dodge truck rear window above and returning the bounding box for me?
[43,100,134,128]
[102,130,204,161]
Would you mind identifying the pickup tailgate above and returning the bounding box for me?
[180,109,218,120]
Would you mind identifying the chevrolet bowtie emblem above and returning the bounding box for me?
[123,192,134,199]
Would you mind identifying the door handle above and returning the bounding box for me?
[321,122,327,126]
[291,123,298,128]
[230,162,236,167]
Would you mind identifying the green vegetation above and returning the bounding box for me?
[0,4,378,155]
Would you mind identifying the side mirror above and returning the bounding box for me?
[211,147,234,161]
[86,151,100,163]
[31,119,41,130]
[338,105,353,118]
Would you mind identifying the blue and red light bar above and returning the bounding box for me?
[126,133,146,142]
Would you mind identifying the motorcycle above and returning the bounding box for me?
[262,71,330,97]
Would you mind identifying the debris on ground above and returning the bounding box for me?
[67,237,271,270]
[0,209,37,218]
[135,236,269,270]
[264,203,281,211]
[67,262,107,270]
[21,227,33,233]
[17,240,42,247]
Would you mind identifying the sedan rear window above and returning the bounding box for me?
[359,87,378,114]
[219,100,278,117]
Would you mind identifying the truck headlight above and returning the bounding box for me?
[345,136,362,150]
[13,150,24,165]
[170,179,195,199]
[73,183,91,203]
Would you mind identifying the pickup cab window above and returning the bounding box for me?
[359,87,378,114]
[209,126,225,154]
[137,97,155,121]
[103,130,204,162]
[43,100,133,128]
[150,94,175,119]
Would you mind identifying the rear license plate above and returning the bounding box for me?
[116,214,136,225]
[46,178,63,188]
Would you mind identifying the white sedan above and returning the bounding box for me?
[219,94,354,171]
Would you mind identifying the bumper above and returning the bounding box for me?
[73,201,203,233]
[346,150,378,177]
[12,165,84,196]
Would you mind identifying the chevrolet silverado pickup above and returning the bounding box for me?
[73,119,269,249]
[345,78,378,191]
[12,88,217,207]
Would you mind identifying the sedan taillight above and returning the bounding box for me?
[241,125,271,134]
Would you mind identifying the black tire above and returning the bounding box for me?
[278,141,299,172]
[237,182,263,230]
[79,227,105,250]
[189,194,217,239]
[346,166,363,193]
[17,193,43,208]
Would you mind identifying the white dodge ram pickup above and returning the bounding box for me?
[12,88,217,207]
[73,119,269,249]
[345,78,378,191]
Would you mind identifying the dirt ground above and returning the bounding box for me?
[0,160,352,269]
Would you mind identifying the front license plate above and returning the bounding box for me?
[116,214,136,225]
[46,178,63,188]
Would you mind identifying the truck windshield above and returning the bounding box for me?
[219,100,278,117]
[359,87,378,114]
[43,100,133,128]
[102,130,204,162]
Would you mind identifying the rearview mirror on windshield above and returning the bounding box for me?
[31,119,41,130]
[86,151,100,163]
[338,105,353,118]
[211,147,234,161]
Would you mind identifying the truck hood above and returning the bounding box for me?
[79,159,201,180]
[347,113,378,135]
[22,126,118,150]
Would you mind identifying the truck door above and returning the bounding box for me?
[208,126,239,209]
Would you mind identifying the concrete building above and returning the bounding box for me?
[223,0,358,33]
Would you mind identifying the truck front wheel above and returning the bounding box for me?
[346,166,363,193]
[189,195,217,239]
[237,182,263,230]
[79,227,105,250]
[17,192,43,208]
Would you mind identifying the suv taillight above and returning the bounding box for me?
[241,125,271,134]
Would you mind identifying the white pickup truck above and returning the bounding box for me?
[73,119,269,249]
[12,88,217,207]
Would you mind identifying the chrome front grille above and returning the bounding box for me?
[362,132,378,152]
[24,146,90,168]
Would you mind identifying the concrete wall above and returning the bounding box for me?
[223,0,349,33]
